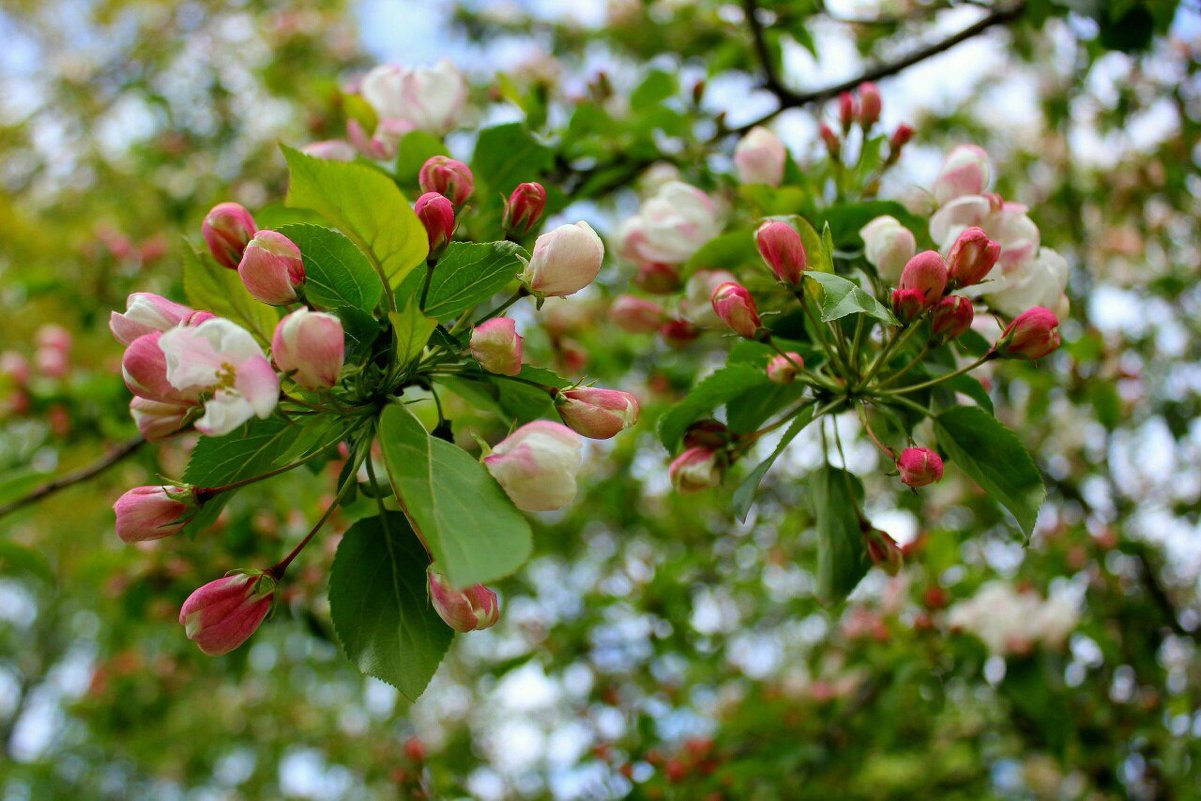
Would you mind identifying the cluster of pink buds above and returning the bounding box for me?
[820,81,912,166]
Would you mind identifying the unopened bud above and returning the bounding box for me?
[994,306,1061,360]
[755,221,807,285]
[470,317,523,376]
[129,397,194,441]
[418,156,474,206]
[272,309,345,389]
[202,202,257,270]
[710,282,761,338]
[179,572,275,656]
[660,319,701,348]
[946,226,1001,288]
[733,126,786,187]
[633,262,681,294]
[891,288,926,324]
[239,230,306,305]
[898,250,947,307]
[485,421,584,511]
[427,567,501,632]
[113,485,197,543]
[556,387,639,439]
[669,447,723,494]
[838,92,856,132]
[857,82,881,127]
[109,293,199,346]
[820,123,841,159]
[415,191,455,257]
[864,528,904,576]
[930,295,974,344]
[610,295,665,334]
[503,182,547,237]
[888,124,914,160]
[897,447,943,487]
[522,221,605,297]
[683,420,730,450]
[766,352,804,384]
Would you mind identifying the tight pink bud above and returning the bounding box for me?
[485,421,584,511]
[857,82,881,127]
[419,156,474,206]
[838,92,856,131]
[930,295,974,344]
[109,293,198,346]
[503,182,547,236]
[610,295,664,333]
[557,387,639,439]
[113,485,197,543]
[239,230,306,305]
[633,262,681,294]
[755,221,807,285]
[179,572,276,656]
[470,317,523,376]
[897,447,943,487]
[733,126,786,187]
[272,309,345,389]
[820,123,841,158]
[669,447,723,493]
[865,528,903,576]
[766,352,804,384]
[202,202,257,270]
[891,288,925,324]
[428,568,500,632]
[898,251,948,307]
[415,192,455,257]
[710,282,760,338]
[946,226,1001,288]
[994,307,1061,360]
[889,124,914,153]
[130,397,194,440]
[660,319,701,348]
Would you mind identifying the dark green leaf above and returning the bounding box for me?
[389,301,437,368]
[471,123,553,199]
[423,241,527,319]
[657,364,773,452]
[328,513,453,701]
[934,406,1046,538]
[395,130,448,185]
[732,404,817,522]
[275,224,383,312]
[810,466,871,604]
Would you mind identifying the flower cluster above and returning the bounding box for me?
[947,581,1079,656]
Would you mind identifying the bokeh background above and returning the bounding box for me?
[1,1,1199,798]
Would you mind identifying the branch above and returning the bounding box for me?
[0,436,145,520]
[734,1,1028,134]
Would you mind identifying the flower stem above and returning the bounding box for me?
[874,354,990,396]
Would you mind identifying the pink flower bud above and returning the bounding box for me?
[484,421,584,512]
[633,261,681,294]
[113,485,197,543]
[522,221,605,297]
[683,420,729,450]
[35,348,69,379]
[179,572,276,656]
[239,230,306,305]
[755,221,807,285]
[897,447,943,487]
[860,216,916,283]
[110,293,198,346]
[202,202,257,270]
[946,226,1001,288]
[660,319,701,348]
[865,528,903,576]
[733,126,786,187]
[710,281,761,338]
[122,332,200,405]
[766,352,804,384]
[819,123,841,158]
[669,447,723,493]
[610,295,665,334]
[889,124,914,152]
[994,306,1061,360]
[427,567,500,632]
[891,288,926,324]
[898,250,947,307]
[933,144,991,205]
[503,182,548,236]
[418,156,474,206]
[272,309,344,389]
[470,317,523,376]
[556,387,639,439]
[129,397,194,440]
[930,295,974,344]
[857,82,882,127]
[0,351,30,386]
[838,92,856,131]
[415,191,455,257]
[36,324,72,353]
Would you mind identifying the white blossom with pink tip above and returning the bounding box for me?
[484,421,583,512]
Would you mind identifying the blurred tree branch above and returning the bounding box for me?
[0,437,144,521]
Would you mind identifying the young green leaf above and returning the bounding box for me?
[281,144,428,287]
[934,405,1046,538]
[389,301,437,368]
[804,271,898,325]
[378,404,533,588]
[182,242,279,345]
[328,513,453,701]
[274,224,383,312]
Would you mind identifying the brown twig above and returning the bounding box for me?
[0,436,145,521]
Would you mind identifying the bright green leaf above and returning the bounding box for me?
[388,301,437,368]
[275,224,382,312]
[423,241,527,319]
[657,364,773,452]
[182,242,279,345]
[804,271,898,325]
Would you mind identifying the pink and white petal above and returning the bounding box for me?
[196,392,255,436]
[236,356,281,418]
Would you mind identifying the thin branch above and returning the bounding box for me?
[0,436,145,520]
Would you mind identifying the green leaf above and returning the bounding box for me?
[328,513,453,701]
[934,406,1046,538]
[0,541,55,584]
[804,271,898,325]
[395,130,448,185]
[423,241,527,319]
[822,201,924,249]
[379,404,533,588]
[471,123,553,199]
[820,222,837,273]
[274,224,382,312]
[810,466,871,604]
[389,301,437,368]
[683,230,758,274]
[630,70,677,107]
[657,364,773,452]
[282,144,428,287]
[939,373,994,415]
[732,404,817,522]
[182,242,279,345]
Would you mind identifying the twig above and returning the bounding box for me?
[0,436,145,521]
